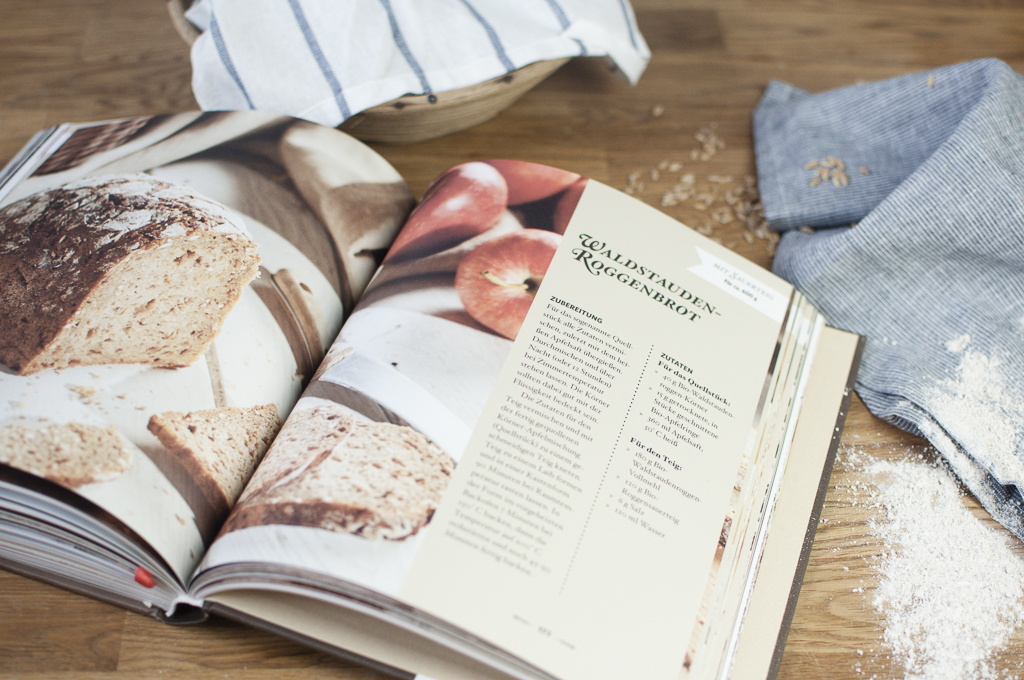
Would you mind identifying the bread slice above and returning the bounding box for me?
[224,404,454,540]
[0,421,132,488]
[0,173,260,375]
[147,404,282,530]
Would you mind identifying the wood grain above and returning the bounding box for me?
[2,0,1024,678]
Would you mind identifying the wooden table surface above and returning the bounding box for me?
[3,1,1024,678]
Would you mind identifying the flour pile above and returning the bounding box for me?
[867,453,1024,680]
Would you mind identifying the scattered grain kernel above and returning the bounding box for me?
[711,206,734,224]
[621,126,777,255]
[807,155,852,188]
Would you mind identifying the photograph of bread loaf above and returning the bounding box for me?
[0,421,132,489]
[223,403,454,540]
[147,404,283,537]
[0,173,260,375]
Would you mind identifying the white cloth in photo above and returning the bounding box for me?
[185,0,650,127]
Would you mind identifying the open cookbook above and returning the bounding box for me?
[0,111,863,680]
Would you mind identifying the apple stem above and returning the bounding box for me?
[481,270,535,292]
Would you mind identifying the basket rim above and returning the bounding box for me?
[167,0,201,45]
[165,0,569,142]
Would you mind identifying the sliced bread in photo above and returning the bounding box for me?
[224,403,454,540]
[0,421,132,488]
[147,404,282,533]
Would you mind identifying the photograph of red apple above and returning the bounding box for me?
[378,159,590,339]
[385,161,508,262]
[551,177,588,235]
[454,229,561,340]
[486,160,588,235]
[385,159,589,266]
[485,160,580,206]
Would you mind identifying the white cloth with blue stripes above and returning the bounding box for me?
[754,58,1024,539]
[185,0,650,127]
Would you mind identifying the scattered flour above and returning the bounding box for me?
[944,333,971,353]
[863,451,1024,680]
[925,343,1024,489]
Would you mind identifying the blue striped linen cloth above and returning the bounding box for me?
[185,0,650,127]
[754,58,1024,538]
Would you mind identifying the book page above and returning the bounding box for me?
[398,181,792,680]
[726,326,861,680]
[0,111,412,583]
[196,163,817,680]
[685,297,821,680]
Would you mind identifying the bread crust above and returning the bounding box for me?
[0,174,259,374]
